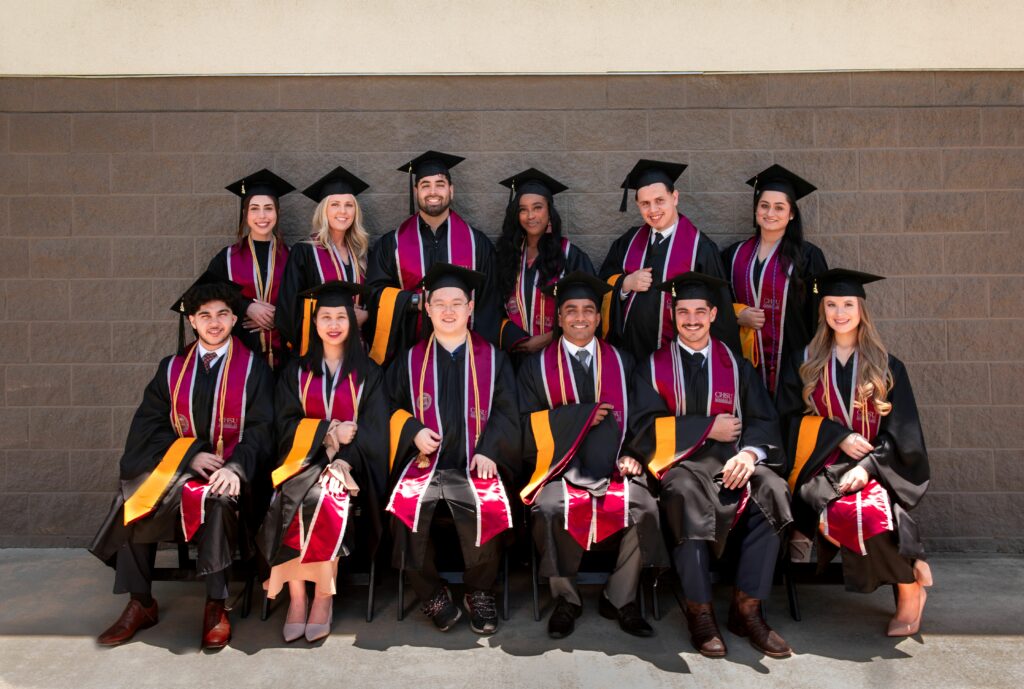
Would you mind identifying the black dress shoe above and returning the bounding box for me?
[548,596,583,639]
[599,595,654,637]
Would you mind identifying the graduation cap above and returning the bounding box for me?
[417,262,485,298]
[298,280,369,309]
[397,150,466,215]
[746,164,817,203]
[812,268,885,299]
[541,270,612,307]
[498,167,569,206]
[656,271,729,307]
[170,271,245,354]
[302,166,370,203]
[225,168,296,227]
[619,159,687,212]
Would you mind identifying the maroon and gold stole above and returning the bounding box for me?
[646,338,740,479]
[276,364,364,563]
[505,238,571,337]
[731,237,790,395]
[227,236,289,369]
[386,331,513,546]
[802,349,891,555]
[298,240,365,357]
[611,218,701,349]
[521,338,630,550]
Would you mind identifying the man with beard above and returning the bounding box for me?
[365,151,501,364]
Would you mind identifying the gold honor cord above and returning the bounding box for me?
[170,345,198,437]
[556,338,602,403]
[214,339,235,458]
[415,334,436,469]
[248,235,277,368]
[415,334,481,467]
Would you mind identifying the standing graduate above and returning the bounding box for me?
[599,159,740,360]
[494,168,596,356]
[385,264,521,635]
[722,165,828,400]
[258,281,388,643]
[776,269,932,637]
[206,168,296,371]
[90,275,274,650]
[517,272,667,639]
[365,151,501,364]
[275,166,373,357]
[631,272,792,659]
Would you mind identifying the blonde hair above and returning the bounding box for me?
[309,194,370,278]
[800,297,893,417]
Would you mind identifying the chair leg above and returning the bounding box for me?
[397,551,406,622]
[785,564,801,622]
[638,582,647,620]
[530,541,541,622]
[651,572,662,621]
[241,572,253,619]
[260,588,271,621]
[366,560,376,623]
[502,551,510,621]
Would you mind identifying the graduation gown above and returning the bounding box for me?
[630,338,792,557]
[365,213,501,364]
[777,351,929,592]
[498,239,596,351]
[517,339,667,577]
[722,238,828,400]
[257,359,389,567]
[90,339,275,575]
[207,237,290,370]
[385,333,521,570]
[599,221,741,359]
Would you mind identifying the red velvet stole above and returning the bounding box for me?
[310,241,361,285]
[731,237,790,395]
[620,218,700,349]
[505,238,571,337]
[227,237,289,368]
[386,332,513,546]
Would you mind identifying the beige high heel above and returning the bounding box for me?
[887,585,927,637]
[914,560,934,587]
[282,598,308,643]
[304,598,333,642]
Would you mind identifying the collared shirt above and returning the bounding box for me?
[649,219,678,245]
[561,336,598,365]
[197,341,230,369]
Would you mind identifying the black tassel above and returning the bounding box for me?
[408,165,415,215]
[619,186,628,213]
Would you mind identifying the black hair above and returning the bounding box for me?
[298,299,368,381]
[753,189,807,299]
[182,283,240,316]
[634,181,675,200]
[496,195,566,299]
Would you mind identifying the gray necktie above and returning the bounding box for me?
[575,348,591,371]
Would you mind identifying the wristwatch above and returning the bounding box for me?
[409,293,421,311]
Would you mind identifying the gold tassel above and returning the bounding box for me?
[216,437,224,457]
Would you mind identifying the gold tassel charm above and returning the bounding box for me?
[416,454,430,469]
[216,437,224,457]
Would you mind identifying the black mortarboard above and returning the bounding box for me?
[656,271,729,307]
[418,262,485,298]
[302,166,370,203]
[619,159,687,212]
[299,280,369,309]
[398,150,466,214]
[225,168,296,226]
[541,270,611,307]
[812,268,885,299]
[746,164,817,202]
[498,167,569,206]
[170,271,245,353]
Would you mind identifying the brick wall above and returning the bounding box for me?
[1,73,1022,550]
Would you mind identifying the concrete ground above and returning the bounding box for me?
[0,550,1021,689]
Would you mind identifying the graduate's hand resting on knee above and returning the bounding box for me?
[617,456,643,477]
[591,403,615,427]
[190,452,224,479]
[839,433,874,460]
[737,307,765,330]
[837,466,870,495]
[622,267,654,294]
[470,454,498,480]
[721,451,756,490]
[414,428,441,455]
[709,414,742,443]
[208,467,240,497]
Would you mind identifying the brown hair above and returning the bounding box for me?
[236,195,282,242]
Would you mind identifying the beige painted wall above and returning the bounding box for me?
[2,0,1023,76]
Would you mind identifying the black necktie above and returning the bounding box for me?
[680,347,706,412]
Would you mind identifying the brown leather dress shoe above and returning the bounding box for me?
[201,599,231,650]
[727,589,791,658]
[97,599,159,646]
[683,601,727,658]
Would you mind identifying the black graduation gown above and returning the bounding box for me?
[365,216,502,362]
[206,240,274,358]
[599,224,741,359]
[385,339,521,569]
[776,352,930,592]
[721,239,828,401]
[630,342,792,557]
[498,242,596,352]
[275,241,363,355]
[517,344,668,577]
[90,349,275,575]
[257,359,389,567]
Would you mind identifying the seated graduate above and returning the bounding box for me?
[631,271,792,659]
[776,269,932,637]
[90,273,274,650]
[517,271,667,639]
[494,168,596,357]
[385,263,521,635]
[257,281,388,643]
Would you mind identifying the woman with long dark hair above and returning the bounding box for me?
[206,168,295,371]
[495,168,595,357]
[258,281,388,643]
[722,165,828,400]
